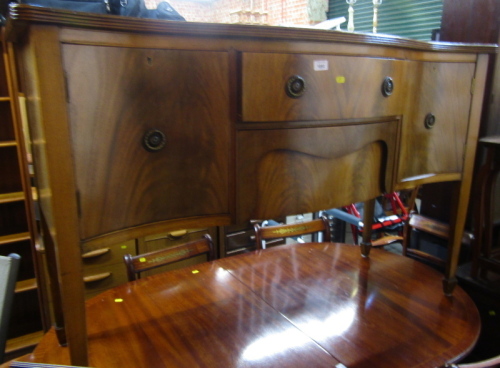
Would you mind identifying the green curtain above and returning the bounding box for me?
[327,0,443,41]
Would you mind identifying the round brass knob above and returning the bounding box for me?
[382,77,394,97]
[424,113,436,129]
[143,129,166,152]
[286,75,306,98]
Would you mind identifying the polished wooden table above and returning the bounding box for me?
[19,243,480,368]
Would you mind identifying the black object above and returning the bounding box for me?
[143,129,167,152]
[381,76,394,97]
[285,75,306,98]
[17,0,186,21]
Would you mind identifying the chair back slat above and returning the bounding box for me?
[254,216,331,249]
[409,214,450,240]
[124,234,214,281]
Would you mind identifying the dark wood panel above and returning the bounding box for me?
[441,0,500,44]
[62,46,231,239]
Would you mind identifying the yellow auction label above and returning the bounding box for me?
[336,76,346,83]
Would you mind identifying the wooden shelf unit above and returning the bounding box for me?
[0,28,45,361]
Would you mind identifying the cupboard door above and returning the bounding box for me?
[62,46,231,239]
[241,53,406,122]
[398,61,475,183]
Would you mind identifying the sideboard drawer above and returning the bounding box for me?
[81,239,136,298]
[241,53,407,122]
[83,262,131,299]
[81,239,136,269]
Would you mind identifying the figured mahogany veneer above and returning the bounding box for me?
[5,5,496,365]
[17,243,480,367]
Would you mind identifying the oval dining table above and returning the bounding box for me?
[15,242,480,368]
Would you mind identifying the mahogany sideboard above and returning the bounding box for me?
[5,5,497,365]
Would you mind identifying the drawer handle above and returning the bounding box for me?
[381,76,394,97]
[286,75,306,98]
[424,113,436,129]
[82,248,110,259]
[167,229,188,240]
[143,129,166,152]
[83,272,111,283]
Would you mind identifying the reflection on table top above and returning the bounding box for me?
[20,242,480,368]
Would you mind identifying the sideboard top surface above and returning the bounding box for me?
[6,4,498,54]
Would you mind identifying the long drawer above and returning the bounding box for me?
[241,52,407,122]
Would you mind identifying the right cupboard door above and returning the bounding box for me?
[397,61,476,185]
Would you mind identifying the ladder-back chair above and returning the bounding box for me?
[254,216,331,250]
[124,234,215,281]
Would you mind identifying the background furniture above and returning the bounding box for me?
[324,191,408,247]
[403,213,475,268]
[254,216,331,249]
[415,0,500,266]
[0,29,46,361]
[4,5,494,365]
[0,254,20,363]
[16,243,481,368]
[124,234,215,281]
[471,136,500,279]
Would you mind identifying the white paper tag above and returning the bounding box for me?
[314,60,329,71]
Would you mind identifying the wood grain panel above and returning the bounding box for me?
[398,61,475,182]
[241,53,407,122]
[61,46,231,239]
[236,120,399,222]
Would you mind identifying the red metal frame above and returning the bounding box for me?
[345,192,409,245]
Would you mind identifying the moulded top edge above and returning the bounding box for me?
[6,4,498,54]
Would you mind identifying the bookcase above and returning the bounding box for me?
[0,28,45,361]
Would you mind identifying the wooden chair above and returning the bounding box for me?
[254,216,331,250]
[402,187,474,267]
[401,185,473,266]
[0,254,20,363]
[334,192,408,246]
[123,234,215,281]
[440,355,500,368]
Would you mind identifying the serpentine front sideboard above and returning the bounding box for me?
[6,5,497,365]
